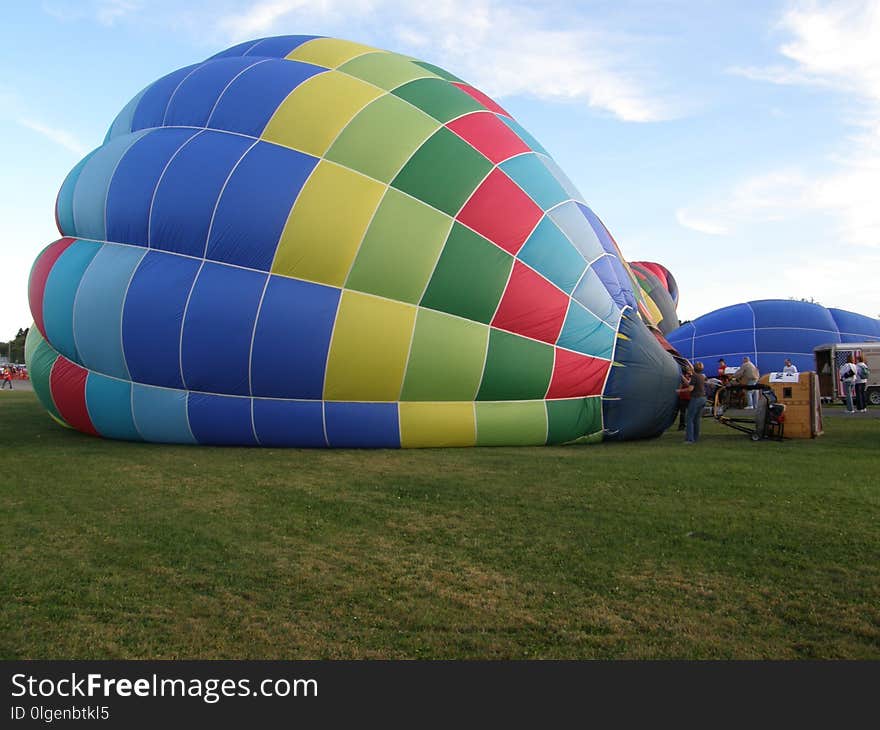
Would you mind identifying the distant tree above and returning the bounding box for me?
[788,296,822,306]
[4,327,29,364]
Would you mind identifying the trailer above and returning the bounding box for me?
[813,342,880,405]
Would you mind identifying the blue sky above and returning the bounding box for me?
[2,0,879,341]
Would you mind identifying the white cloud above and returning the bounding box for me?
[42,0,141,26]
[16,118,89,157]
[212,0,677,122]
[685,1,880,249]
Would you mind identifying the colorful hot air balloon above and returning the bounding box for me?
[26,35,680,447]
[629,261,680,335]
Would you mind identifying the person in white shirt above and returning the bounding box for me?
[782,358,798,375]
[839,355,858,413]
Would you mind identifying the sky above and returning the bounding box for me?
[2,0,879,342]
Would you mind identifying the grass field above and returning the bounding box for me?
[1,390,878,659]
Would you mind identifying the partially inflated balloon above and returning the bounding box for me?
[27,35,679,447]
[629,261,679,335]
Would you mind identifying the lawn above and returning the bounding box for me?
[1,390,878,659]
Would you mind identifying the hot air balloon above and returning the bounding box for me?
[26,35,680,447]
[667,299,880,373]
[629,261,679,335]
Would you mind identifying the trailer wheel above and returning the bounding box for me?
[869,388,880,406]
[751,433,760,441]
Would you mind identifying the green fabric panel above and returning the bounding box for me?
[477,329,553,401]
[420,223,512,323]
[546,397,603,444]
[325,94,440,182]
[411,61,464,83]
[400,308,488,401]
[338,52,440,90]
[346,188,453,303]
[391,127,491,215]
[392,78,484,122]
[475,401,548,446]
[24,328,62,421]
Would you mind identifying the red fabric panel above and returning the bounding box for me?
[50,357,98,436]
[457,169,543,255]
[446,112,530,164]
[546,349,610,399]
[492,261,569,344]
[452,83,511,117]
[29,237,76,338]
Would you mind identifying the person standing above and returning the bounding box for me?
[683,361,707,443]
[1,367,12,390]
[676,370,692,430]
[854,355,869,412]
[839,355,858,413]
[782,358,798,375]
[733,356,760,409]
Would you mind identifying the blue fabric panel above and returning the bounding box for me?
[602,312,679,441]
[187,393,257,446]
[539,155,583,201]
[122,250,201,389]
[499,153,570,210]
[56,150,97,237]
[105,86,148,142]
[830,308,880,340]
[208,39,265,60]
[253,399,327,447]
[692,331,756,361]
[206,142,318,270]
[208,59,326,136]
[106,128,199,247]
[85,373,141,441]
[164,58,263,128]
[181,262,267,395]
[244,35,324,57]
[148,130,253,256]
[666,322,695,360]
[577,204,617,256]
[572,268,620,326]
[691,303,752,337]
[498,115,548,155]
[72,130,151,241]
[517,218,586,294]
[42,240,102,363]
[591,256,628,310]
[755,328,836,359]
[750,299,836,330]
[608,255,638,309]
[325,402,400,448]
[558,302,615,360]
[131,383,195,444]
[251,276,340,399]
[130,64,199,132]
[73,244,147,379]
[549,202,604,261]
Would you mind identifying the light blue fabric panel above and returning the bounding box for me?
[131,383,195,444]
[558,301,616,360]
[42,240,102,363]
[56,150,97,237]
[85,373,141,441]
[73,243,147,379]
[104,86,149,143]
[72,129,151,242]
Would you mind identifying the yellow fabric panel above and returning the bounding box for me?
[261,71,384,157]
[324,291,417,401]
[399,402,476,448]
[287,38,382,68]
[272,162,386,286]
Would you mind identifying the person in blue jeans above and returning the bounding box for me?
[683,361,708,443]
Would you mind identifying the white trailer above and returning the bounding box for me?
[813,342,880,405]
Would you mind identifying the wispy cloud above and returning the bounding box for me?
[43,0,141,26]
[213,0,678,123]
[685,1,880,247]
[17,118,89,156]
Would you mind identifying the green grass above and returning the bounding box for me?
[1,390,878,659]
